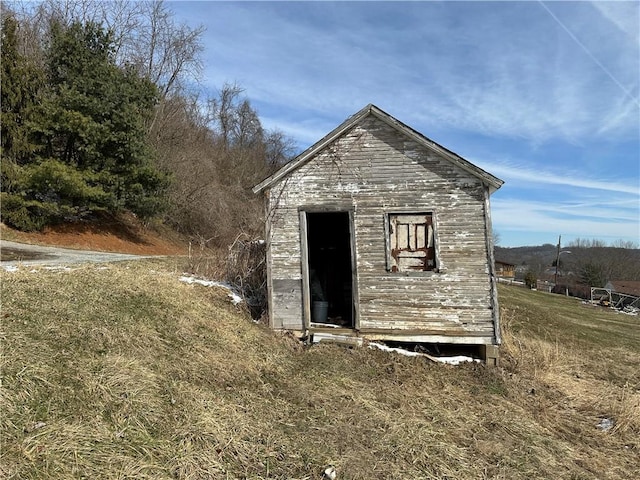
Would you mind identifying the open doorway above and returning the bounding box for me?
[305,211,354,328]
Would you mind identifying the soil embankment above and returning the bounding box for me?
[1,214,186,257]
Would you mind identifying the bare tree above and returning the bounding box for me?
[492,229,501,247]
[159,85,294,246]
[130,0,204,99]
[9,0,204,100]
[611,239,639,249]
[565,244,640,284]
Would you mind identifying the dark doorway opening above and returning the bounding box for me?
[306,211,354,328]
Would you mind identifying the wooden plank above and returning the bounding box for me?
[264,115,497,336]
[416,224,426,248]
[271,278,303,330]
[265,192,275,329]
[483,184,501,344]
[348,209,361,330]
[299,211,311,330]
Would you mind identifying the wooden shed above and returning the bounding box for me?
[495,260,516,279]
[253,105,504,361]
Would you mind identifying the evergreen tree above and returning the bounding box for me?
[1,14,44,190]
[2,19,169,230]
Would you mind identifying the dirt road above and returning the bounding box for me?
[1,240,158,267]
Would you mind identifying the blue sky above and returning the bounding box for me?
[170,1,639,247]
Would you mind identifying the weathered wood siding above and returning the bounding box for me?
[266,116,497,340]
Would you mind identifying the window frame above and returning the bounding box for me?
[384,211,439,274]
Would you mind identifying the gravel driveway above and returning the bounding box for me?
[1,240,157,267]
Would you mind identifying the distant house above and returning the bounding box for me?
[605,280,640,298]
[253,105,504,363]
[495,260,515,279]
[603,280,640,309]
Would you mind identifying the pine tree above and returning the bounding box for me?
[1,14,42,162]
[1,14,44,193]
[2,19,169,230]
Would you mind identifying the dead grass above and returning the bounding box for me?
[1,264,638,479]
[184,234,268,320]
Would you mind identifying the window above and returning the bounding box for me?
[387,213,436,272]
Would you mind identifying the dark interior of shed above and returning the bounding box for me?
[306,212,354,328]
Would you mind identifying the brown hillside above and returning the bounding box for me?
[0,213,187,255]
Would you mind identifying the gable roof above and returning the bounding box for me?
[253,104,504,194]
[495,260,516,267]
[606,280,640,298]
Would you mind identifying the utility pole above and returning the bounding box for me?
[554,235,571,289]
[554,235,561,286]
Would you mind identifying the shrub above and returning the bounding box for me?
[225,235,267,320]
[524,270,537,289]
[0,193,57,231]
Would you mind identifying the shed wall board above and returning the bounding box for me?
[264,116,498,341]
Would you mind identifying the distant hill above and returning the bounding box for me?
[495,244,640,283]
[495,244,557,268]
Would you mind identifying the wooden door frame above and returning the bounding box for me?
[299,207,359,331]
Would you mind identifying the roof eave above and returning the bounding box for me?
[367,106,504,193]
[252,104,375,194]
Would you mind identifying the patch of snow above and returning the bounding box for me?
[179,275,243,305]
[179,275,217,287]
[311,322,342,328]
[369,342,481,365]
[322,465,337,480]
[2,265,19,272]
[369,342,424,358]
[620,306,638,316]
[597,418,614,432]
[435,355,481,366]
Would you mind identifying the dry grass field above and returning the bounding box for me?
[1,259,638,479]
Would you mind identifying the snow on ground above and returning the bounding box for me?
[179,275,243,305]
[3,264,78,273]
[369,342,481,365]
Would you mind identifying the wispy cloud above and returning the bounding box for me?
[479,160,639,195]
[171,1,639,246]
[258,115,329,148]
[591,1,640,43]
[488,160,639,244]
[481,153,639,244]
[539,1,639,108]
[188,1,639,146]
[596,93,639,136]
[494,196,638,224]
[491,198,639,241]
